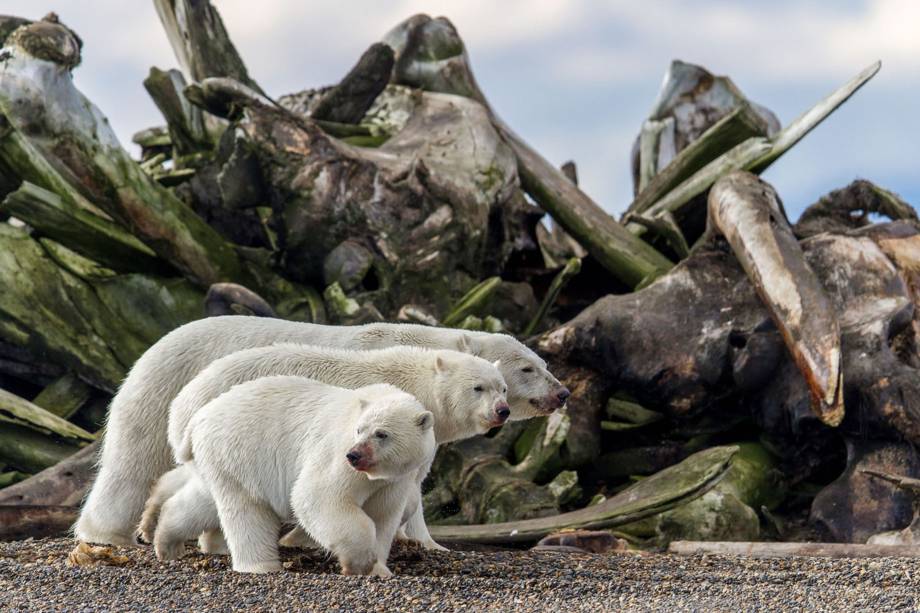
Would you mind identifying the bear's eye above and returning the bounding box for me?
[473,385,484,392]
[375,431,388,440]
[503,386,508,394]
[521,367,535,373]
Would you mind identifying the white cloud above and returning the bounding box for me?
[531,0,920,86]
[824,0,920,76]
[0,0,916,217]
[376,0,587,50]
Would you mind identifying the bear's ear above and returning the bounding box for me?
[358,398,369,410]
[435,355,448,373]
[456,334,482,356]
[416,411,434,430]
[492,359,501,370]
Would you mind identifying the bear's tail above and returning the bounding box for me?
[176,425,196,464]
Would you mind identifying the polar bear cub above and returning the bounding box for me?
[171,376,435,576]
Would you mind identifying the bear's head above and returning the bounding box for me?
[430,350,510,442]
[456,333,570,419]
[346,385,436,481]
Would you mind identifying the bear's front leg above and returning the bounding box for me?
[398,463,447,552]
[365,481,418,577]
[293,487,378,576]
[401,494,448,552]
[153,474,221,561]
[198,528,229,555]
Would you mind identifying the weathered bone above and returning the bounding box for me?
[708,171,843,426]
[383,14,673,288]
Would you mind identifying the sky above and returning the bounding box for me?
[3,0,918,220]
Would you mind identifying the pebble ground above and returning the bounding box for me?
[2,537,920,611]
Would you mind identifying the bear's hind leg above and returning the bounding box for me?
[138,465,193,544]
[198,529,229,555]
[279,525,321,549]
[76,377,177,546]
[76,445,171,547]
[398,465,447,551]
[213,493,282,573]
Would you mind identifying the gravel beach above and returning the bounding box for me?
[2,538,920,611]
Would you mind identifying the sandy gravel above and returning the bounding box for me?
[2,537,920,611]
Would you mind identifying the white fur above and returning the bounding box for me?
[76,316,564,546]
[169,345,508,453]
[158,376,435,575]
[150,344,505,551]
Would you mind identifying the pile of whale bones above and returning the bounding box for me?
[3,0,920,571]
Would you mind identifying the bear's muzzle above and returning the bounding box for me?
[345,444,375,472]
[529,386,571,414]
[489,401,511,427]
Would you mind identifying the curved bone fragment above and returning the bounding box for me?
[429,445,737,544]
[709,171,843,425]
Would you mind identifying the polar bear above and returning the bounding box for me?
[141,344,507,552]
[76,316,568,546]
[167,345,509,455]
[160,376,435,576]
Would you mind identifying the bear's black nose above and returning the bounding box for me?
[556,388,571,404]
[496,404,511,421]
[346,451,362,466]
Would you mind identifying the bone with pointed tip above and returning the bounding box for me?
[708,171,843,426]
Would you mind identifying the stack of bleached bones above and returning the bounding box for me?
[1,3,919,565]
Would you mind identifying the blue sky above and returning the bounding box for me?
[4,1,918,220]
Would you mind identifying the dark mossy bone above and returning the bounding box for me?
[617,442,784,547]
[5,14,81,69]
[0,441,96,505]
[630,62,880,237]
[243,87,516,317]
[0,181,170,275]
[184,77,273,120]
[143,67,212,156]
[524,257,580,336]
[811,439,920,543]
[153,0,263,94]
[628,60,780,197]
[429,445,738,544]
[627,106,770,220]
[205,283,276,318]
[30,374,92,420]
[0,16,31,47]
[323,241,375,291]
[795,180,918,239]
[0,423,82,474]
[425,418,571,525]
[0,61,253,289]
[311,43,395,124]
[0,226,203,391]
